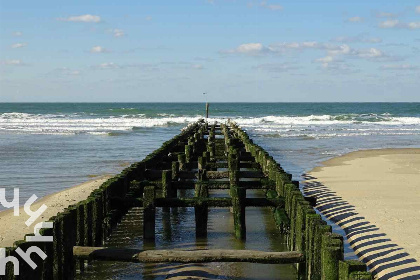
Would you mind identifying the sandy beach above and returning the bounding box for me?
[0,175,111,248]
[306,148,420,279]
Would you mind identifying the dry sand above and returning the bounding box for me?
[306,148,420,279]
[0,175,111,247]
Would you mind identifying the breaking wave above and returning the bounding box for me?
[0,112,419,136]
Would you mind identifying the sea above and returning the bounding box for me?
[1,102,419,279]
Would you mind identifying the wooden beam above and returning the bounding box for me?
[73,247,305,264]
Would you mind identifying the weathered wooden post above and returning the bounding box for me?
[162,170,172,213]
[178,154,186,171]
[195,172,209,238]
[143,186,156,241]
[321,232,343,280]
[185,144,193,164]
[228,145,246,240]
[171,161,179,198]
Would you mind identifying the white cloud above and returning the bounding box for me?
[222,41,399,63]
[347,16,363,23]
[408,22,420,29]
[11,43,27,49]
[379,19,420,30]
[207,0,215,4]
[222,43,267,54]
[13,31,22,37]
[379,19,400,28]
[259,1,283,11]
[192,64,204,70]
[327,44,351,56]
[238,43,264,53]
[355,48,383,58]
[332,35,382,44]
[314,56,334,68]
[0,59,24,66]
[98,62,119,69]
[416,6,420,14]
[57,14,101,23]
[145,16,152,21]
[109,29,125,37]
[90,46,110,53]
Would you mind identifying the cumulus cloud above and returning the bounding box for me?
[379,19,400,28]
[260,1,283,11]
[380,64,418,70]
[90,46,110,53]
[13,31,22,37]
[379,19,420,29]
[109,29,125,37]
[98,62,119,69]
[0,59,24,66]
[223,41,399,64]
[347,16,363,23]
[408,22,420,29]
[222,43,267,54]
[11,43,27,49]
[57,14,101,23]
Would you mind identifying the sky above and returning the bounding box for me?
[0,0,420,102]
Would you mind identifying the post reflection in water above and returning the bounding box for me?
[75,189,296,280]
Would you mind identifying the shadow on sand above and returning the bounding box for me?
[302,173,420,280]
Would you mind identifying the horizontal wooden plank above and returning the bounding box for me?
[73,247,304,264]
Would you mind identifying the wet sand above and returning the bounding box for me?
[306,148,420,279]
[0,175,111,247]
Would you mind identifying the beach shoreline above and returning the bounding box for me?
[305,148,420,279]
[0,175,112,247]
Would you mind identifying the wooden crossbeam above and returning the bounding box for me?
[73,247,304,264]
[111,197,284,208]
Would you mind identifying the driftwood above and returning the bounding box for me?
[73,246,304,264]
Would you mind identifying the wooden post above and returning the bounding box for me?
[178,154,186,171]
[228,146,246,240]
[162,170,172,213]
[321,232,342,280]
[143,186,156,241]
[185,144,192,164]
[195,180,209,238]
[206,102,209,119]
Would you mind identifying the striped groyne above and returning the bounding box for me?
[1,120,373,280]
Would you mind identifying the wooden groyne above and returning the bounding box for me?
[1,120,373,279]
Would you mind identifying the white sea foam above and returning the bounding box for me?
[0,112,419,136]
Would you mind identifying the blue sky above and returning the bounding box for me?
[1,0,419,102]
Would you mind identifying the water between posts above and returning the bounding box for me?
[75,187,297,280]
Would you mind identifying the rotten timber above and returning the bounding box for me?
[73,247,305,264]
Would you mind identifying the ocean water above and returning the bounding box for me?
[1,102,419,279]
[1,102,419,203]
